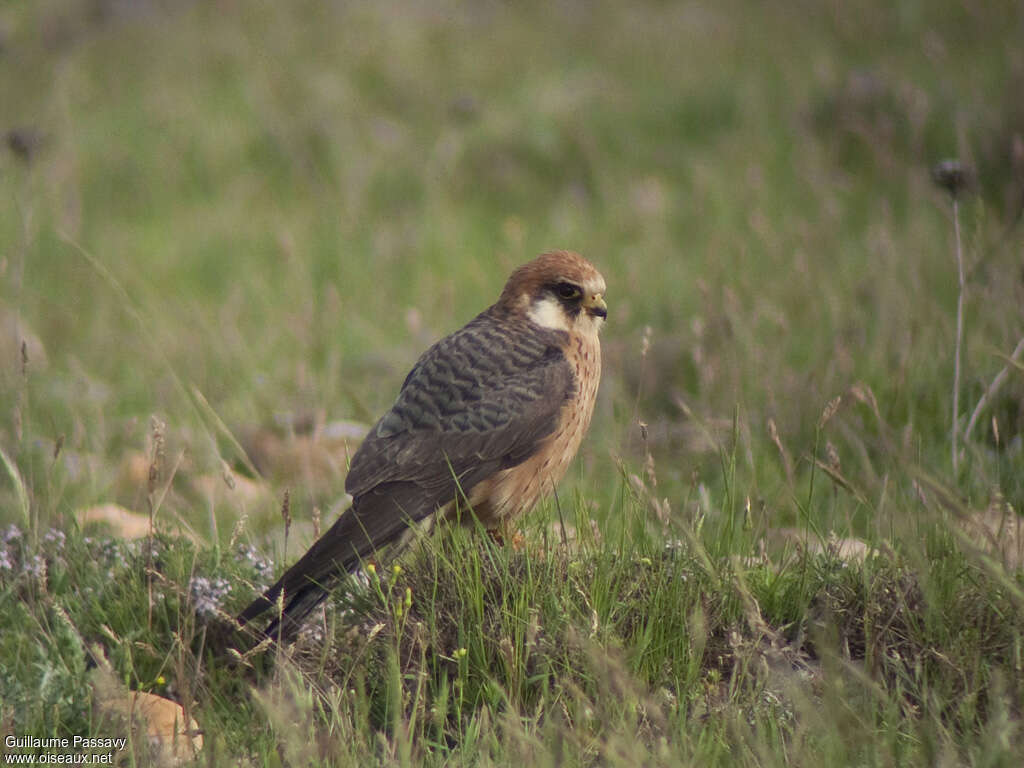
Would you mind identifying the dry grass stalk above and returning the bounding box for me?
[931,159,974,473]
[767,418,794,488]
[281,489,292,562]
[951,193,966,473]
[146,416,166,633]
[963,336,1024,442]
[818,396,842,429]
[146,416,166,511]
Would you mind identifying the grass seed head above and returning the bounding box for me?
[825,441,841,473]
[220,459,236,490]
[819,396,842,429]
[147,416,166,496]
[280,489,292,531]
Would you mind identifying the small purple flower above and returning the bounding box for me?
[129,538,163,561]
[299,622,325,643]
[43,528,66,552]
[235,544,274,583]
[24,554,46,579]
[189,576,232,619]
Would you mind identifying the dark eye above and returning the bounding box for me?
[556,282,581,300]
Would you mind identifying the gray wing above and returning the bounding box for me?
[345,308,574,499]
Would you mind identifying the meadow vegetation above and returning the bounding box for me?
[1,0,1023,764]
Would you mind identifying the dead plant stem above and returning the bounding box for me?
[951,197,965,473]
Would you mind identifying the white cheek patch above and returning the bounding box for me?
[527,296,571,331]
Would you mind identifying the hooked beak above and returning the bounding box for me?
[583,293,607,319]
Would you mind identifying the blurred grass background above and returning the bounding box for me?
[1,0,1023,764]
[3,0,1022,506]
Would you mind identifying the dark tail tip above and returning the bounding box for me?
[237,584,329,644]
[237,591,277,627]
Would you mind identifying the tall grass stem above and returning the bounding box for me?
[951,197,965,473]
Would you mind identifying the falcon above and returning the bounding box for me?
[238,250,607,640]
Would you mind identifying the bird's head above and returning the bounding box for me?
[498,251,607,337]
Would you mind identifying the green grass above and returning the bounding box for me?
[2,0,1024,764]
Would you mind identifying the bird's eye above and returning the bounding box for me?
[556,283,581,301]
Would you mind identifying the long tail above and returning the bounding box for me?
[235,522,356,643]
[236,484,428,642]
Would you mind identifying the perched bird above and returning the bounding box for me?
[238,251,607,640]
